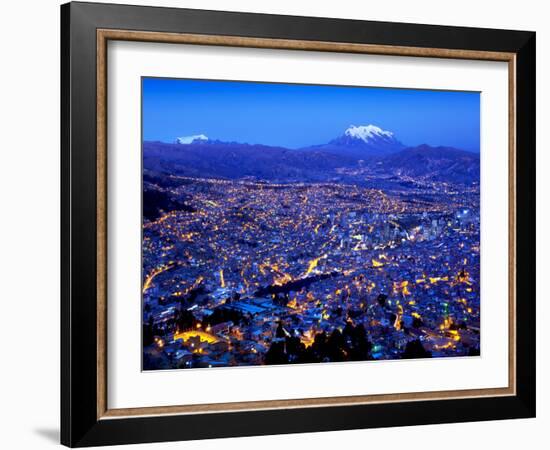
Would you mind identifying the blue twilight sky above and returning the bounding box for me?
[142,77,480,152]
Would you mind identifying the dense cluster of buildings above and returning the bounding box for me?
[142,175,480,370]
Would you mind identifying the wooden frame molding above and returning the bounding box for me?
[96,29,517,420]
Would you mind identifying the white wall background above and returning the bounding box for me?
[0,1,546,449]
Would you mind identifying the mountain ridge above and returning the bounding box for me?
[374,144,480,184]
[144,142,479,186]
[144,125,478,184]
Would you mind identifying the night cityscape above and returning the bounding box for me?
[141,78,481,370]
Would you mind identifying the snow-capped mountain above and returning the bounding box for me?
[343,124,395,141]
[327,124,405,154]
[301,124,404,157]
[175,134,209,144]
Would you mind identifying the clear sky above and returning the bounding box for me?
[142,77,480,152]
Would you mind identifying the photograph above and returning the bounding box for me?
[141,78,481,371]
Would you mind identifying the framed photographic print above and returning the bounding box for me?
[61,1,536,447]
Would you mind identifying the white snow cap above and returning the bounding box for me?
[175,134,208,144]
[344,125,393,142]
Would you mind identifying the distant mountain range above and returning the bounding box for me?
[377,144,480,184]
[144,125,479,185]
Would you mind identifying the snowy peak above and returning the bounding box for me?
[324,124,404,156]
[175,134,209,145]
[344,124,394,142]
